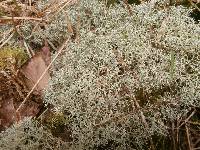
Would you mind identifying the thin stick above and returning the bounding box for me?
[23,40,34,58]
[16,38,70,113]
[189,0,200,12]
[194,138,200,148]
[46,39,57,51]
[0,16,44,21]
[0,31,14,49]
[0,28,13,44]
[37,108,49,119]
[178,110,196,128]
[185,124,193,150]
[29,0,32,6]
[187,121,200,126]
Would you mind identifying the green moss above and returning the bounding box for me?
[44,112,70,129]
[43,112,72,141]
[0,47,28,70]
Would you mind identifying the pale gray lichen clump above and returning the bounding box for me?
[1,0,199,149]
[0,117,68,150]
[44,0,200,149]
[0,1,69,47]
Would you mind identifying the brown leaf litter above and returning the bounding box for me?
[0,43,51,131]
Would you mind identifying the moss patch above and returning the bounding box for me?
[42,112,73,142]
[0,47,28,70]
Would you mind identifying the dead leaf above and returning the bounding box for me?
[0,97,17,130]
[20,40,51,95]
[0,72,17,131]
[20,52,50,95]
[0,41,51,131]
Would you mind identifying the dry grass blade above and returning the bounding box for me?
[16,38,70,113]
[37,107,49,119]
[23,40,34,58]
[0,16,45,22]
[178,110,196,128]
[189,0,200,11]
[29,0,31,6]
[194,138,200,148]
[0,28,13,44]
[187,121,200,126]
[46,39,57,51]
[0,31,14,49]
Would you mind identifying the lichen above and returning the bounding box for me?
[44,0,200,149]
[44,112,70,129]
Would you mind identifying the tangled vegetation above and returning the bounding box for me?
[0,0,200,150]
[0,47,28,69]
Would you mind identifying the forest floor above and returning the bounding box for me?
[0,0,200,149]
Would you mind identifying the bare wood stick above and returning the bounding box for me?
[23,40,34,58]
[37,108,49,119]
[178,110,196,128]
[187,121,200,126]
[0,16,44,21]
[189,0,200,12]
[0,28,13,44]
[0,32,14,49]
[185,124,193,150]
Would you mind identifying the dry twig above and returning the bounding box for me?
[0,16,45,22]
[185,124,193,150]
[0,32,14,49]
[178,110,196,128]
